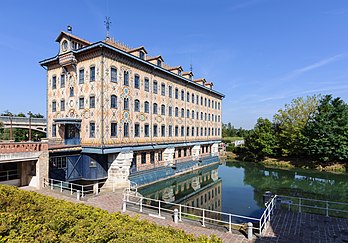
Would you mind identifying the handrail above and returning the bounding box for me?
[278,195,348,217]
[123,188,264,236]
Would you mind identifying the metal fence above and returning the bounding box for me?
[278,195,348,218]
[122,188,277,239]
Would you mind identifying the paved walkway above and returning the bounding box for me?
[25,187,348,243]
[27,188,249,242]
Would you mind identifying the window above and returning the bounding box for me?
[196,95,199,105]
[208,114,211,121]
[178,148,182,157]
[70,87,74,97]
[124,123,129,137]
[157,59,162,67]
[169,106,172,116]
[52,76,56,89]
[60,74,65,88]
[90,122,95,138]
[134,123,140,137]
[161,105,165,115]
[212,101,214,109]
[124,98,129,110]
[218,115,220,122]
[175,88,179,99]
[201,96,203,105]
[139,51,145,60]
[79,97,84,109]
[144,101,149,113]
[144,78,149,91]
[184,148,187,156]
[111,122,117,137]
[144,124,149,137]
[208,128,211,136]
[153,81,158,94]
[201,112,203,120]
[192,110,194,119]
[181,126,184,137]
[150,152,155,163]
[134,99,140,112]
[161,83,165,96]
[161,125,165,137]
[205,128,207,136]
[90,96,95,108]
[208,99,211,107]
[187,109,190,118]
[196,112,199,120]
[158,151,163,161]
[181,90,184,101]
[218,102,220,110]
[201,127,203,136]
[141,153,146,164]
[124,71,129,86]
[90,66,95,82]
[52,124,56,137]
[196,127,199,137]
[192,94,194,103]
[111,67,117,82]
[153,103,158,114]
[178,70,181,76]
[187,92,190,102]
[111,95,117,108]
[52,101,56,112]
[153,124,158,137]
[205,113,207,121]
[187,127,190,136]
[169,125,172,137]
[205,98,207,106]
[60,100,65,111]
[181,108,184,118]
[79,69,84,84]
[175,126,179,137]
[169,86,172,98]
[134,74,140,89]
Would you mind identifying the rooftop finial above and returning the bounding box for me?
[104,16,111,40]
[67,25,72,34]
[190,63,193,73]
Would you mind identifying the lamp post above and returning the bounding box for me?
[28,111,32,141]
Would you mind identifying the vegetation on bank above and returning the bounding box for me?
[231,95,348,171]
[0,185,221,242]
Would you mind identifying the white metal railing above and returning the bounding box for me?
[43,178,102,200]
[278,195,348,217]
[0,169,19,181]
[122,188,274,239]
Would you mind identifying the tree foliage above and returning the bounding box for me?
[235,94,348,166]
[302,95,348,163]
[273,95,319,156]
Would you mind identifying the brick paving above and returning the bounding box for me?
[24,187,348,243]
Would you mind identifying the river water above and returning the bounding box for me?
[138,160,348,218]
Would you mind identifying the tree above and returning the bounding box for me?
[241,118,277,161]
[273,95,319,157]
[302,95,348,163]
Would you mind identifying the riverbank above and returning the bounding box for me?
[224,152,347,174]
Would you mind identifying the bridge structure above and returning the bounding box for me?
[0,116,47,139]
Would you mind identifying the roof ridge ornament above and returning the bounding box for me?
[104,17,111,40]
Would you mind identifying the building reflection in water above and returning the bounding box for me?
[138,164,222,219]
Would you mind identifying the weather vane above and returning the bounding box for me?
[104,17,111,39]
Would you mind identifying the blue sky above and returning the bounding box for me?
[1,0,348,129]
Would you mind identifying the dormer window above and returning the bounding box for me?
[157,59,162,67]
[178,70,181,76]
[139,51,145,60]
[61,40,68,52]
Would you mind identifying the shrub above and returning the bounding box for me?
[0,185,221,242]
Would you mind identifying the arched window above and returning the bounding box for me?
[111,67,117,82]
[153,103,158,114]
[187,92,190,102]
[181,108,184,118]
[161,83,165,96]
[175,107,179,117]
[153,80,158,94]
[124,98,129,110]
[144,101,149,113]
[111,95,117,108]
[181,90,184,101]
[192,94,195,103]
[134,99,140,112]
[161,104,165,115]
[124,71,129,86]
[134,74,140,89]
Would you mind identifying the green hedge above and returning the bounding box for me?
[0,185,221,242]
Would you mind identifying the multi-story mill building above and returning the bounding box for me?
[40,31,224,188]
